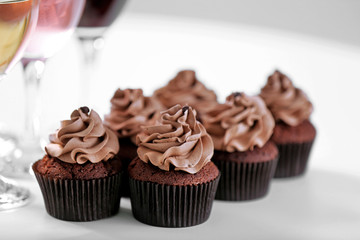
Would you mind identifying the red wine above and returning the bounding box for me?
[79,0,127,28]
[77,0,127,38]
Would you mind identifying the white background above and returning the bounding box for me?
[1,8,360,176]
[0,1,360,239]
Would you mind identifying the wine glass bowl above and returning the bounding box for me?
[0,0,38,79]
[77,0,127,39]
[23,0,86,60]
[0,0,40,211]
[1,0,86,177]
[76,0,127,106]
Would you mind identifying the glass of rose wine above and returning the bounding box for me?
[0,0,39,210]
[77,0,127,106]
[1,0,85,176]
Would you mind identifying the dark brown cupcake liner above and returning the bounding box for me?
[213,157,278,201]
[120,157,132,198]
[33,167,123,221]
[274,140,314,178]
[117,138,138,198]
[129,175,220,228]
[111,156,131,198]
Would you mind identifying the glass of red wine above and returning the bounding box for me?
[1,0,85,176]
[77,0,127,106]
[0,0,39,210]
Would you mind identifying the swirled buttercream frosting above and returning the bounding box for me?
[260,70,313,126]
[136,105,214,174]
[153,70,217,112]
[45,107,119,164]
[202,92,275,152]
[104,88,163,143]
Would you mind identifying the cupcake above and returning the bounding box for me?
[202,92,278,201]
[104,88,163,196]
[128,105,220,227]
[260,70,316,178]
[153,70,218,118]
[32,107,123,221]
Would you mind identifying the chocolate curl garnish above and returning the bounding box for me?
[80,106,90,114]
[182,105,190,113]
[226,92,243,102]
[233,92,242,98]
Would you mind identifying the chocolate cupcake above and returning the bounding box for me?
[32,107,123,221]
[260,70,316,178]
[153,70,218,118]
[203,93,278,201]
[104,88,163,196]
[129,105,220,227]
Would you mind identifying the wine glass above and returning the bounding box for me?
[1,0,85,177]
[0,0,39,210]
[77,0,127,106]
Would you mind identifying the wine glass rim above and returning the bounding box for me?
[0,0,30,3]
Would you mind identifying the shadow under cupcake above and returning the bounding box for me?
[202,92,278,201]
[104,88,163,197]
[32,107,123,221]
[260,70,316,178]
[128,105,220,227]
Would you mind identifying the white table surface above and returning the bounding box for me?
[1,12,360,239]
[1,168,360,240]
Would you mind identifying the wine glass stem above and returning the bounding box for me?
[22,59,45,144]
[0,175,30,211]
[79,37,104,106]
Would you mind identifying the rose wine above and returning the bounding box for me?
[23,0,85,60]
[77,0,127,38]
[0,0,38,77]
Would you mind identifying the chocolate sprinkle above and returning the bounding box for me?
[182,106,189,113]
[233,92,242,97]
[80,106,90,114]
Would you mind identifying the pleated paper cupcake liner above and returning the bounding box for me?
[33,167,123,221]
[274,140,314,178]
[119,156,132,198]
[117,138,138,198]
[213,157,278,201]
[121,170,131,198]
[129,175,220,228]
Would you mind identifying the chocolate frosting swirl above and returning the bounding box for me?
[202,93,275,152]
[260,70,313,126]
[104,88,163,143]
[136,105,214,174]
[153,70,217,112]
[45,107,119,164]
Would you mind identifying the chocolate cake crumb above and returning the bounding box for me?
[213,141,278,164]
[272,120,316,144]
[34,155,122,180]
[128,157,219,186]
